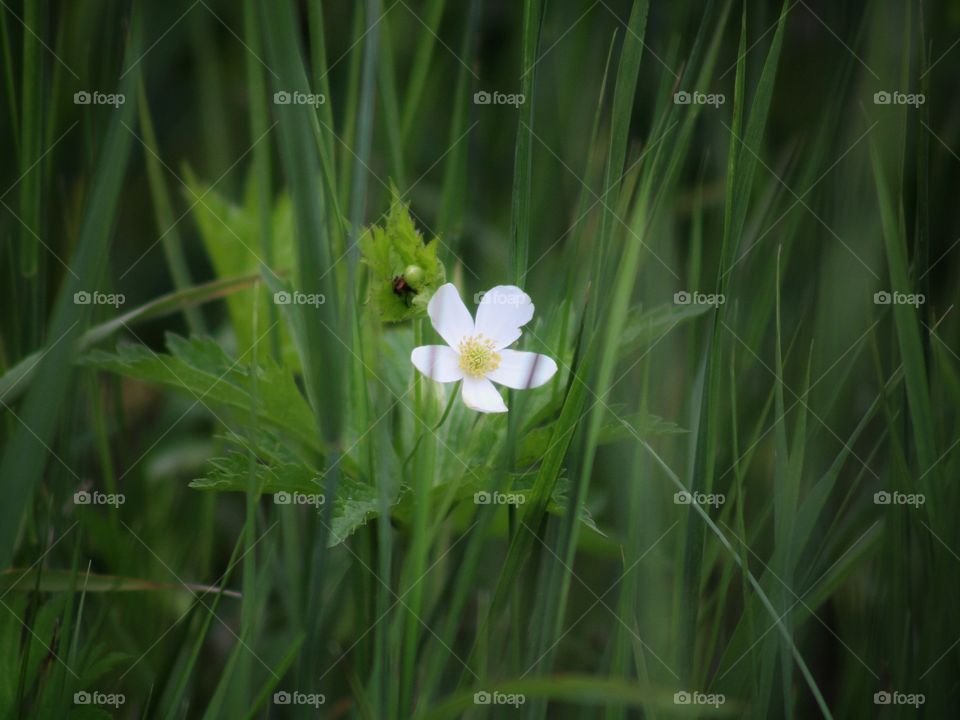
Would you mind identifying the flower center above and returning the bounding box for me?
[457,335,501,378]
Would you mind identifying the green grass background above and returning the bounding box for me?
[1,0,958,717]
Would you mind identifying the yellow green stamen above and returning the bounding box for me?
[458,335,501,377]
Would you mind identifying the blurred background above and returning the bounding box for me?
[1,0,959,717]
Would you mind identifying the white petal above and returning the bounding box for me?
[487,350,558,389]
[474,285,534,349]
[461,376,508,413]
[427,283,474,348]
[411,345,463,383]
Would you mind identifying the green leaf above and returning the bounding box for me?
[189,451,379,547]
[0,273,259,404]
[618,302,714,357]
[184,170,301,368]
[0,569,241,598]
[83,333,321,453]
[360,190,446,322]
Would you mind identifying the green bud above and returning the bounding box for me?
[359,189,446,322]
[403,264,424,287]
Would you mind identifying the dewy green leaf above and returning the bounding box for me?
[360,190,446,322]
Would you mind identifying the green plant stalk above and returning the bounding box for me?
[377,12,406,187]
[400,0,447,141]
[870,141,937,481]
[342,3,387,712]
[400,317,435,714]
[1,7,19,150]
[240,289,262,708]
[509,0,543,284]
[188,10,231,184]
[244,0,279,360]
[728,349,760,699]
[263,4,346,699]
[262,0,342,441]
[19,0,40,281]
[136,79,205,334]
[0,7,142,570]
[437,0,479,239]
[338,3,365,214]
[589,0,649,309]
[559,31,618,294]
[678,0,787,684]
[308,1,337,171]
[160,527,251,719]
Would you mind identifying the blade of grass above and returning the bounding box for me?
[0,273,260,404]
[678,0,788,684]
[400,0,447,141]
[0,6,142,570]
[869,139,937,482]
[243,0,280,360]
[510,0,544,284]
[136,78,205,334]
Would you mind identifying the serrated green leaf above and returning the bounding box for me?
[360,190,446,322]
[189,451,380,547]
[83,333,320,453]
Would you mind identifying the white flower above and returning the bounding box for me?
[410,283,558,413]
